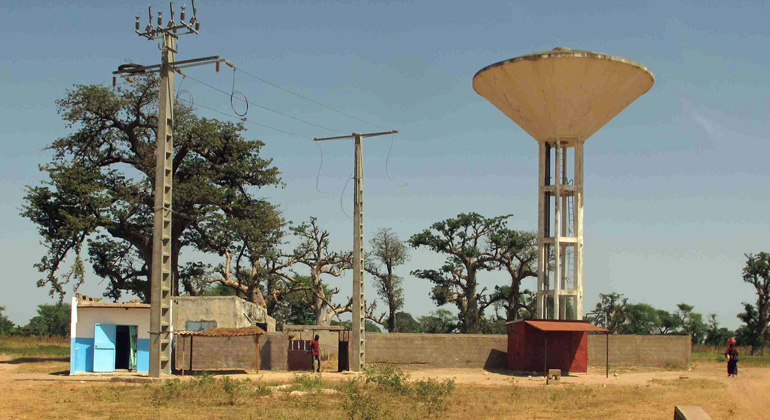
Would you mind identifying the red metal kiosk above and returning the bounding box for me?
[507,320,609,375]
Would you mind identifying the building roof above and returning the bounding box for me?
[282,324,348,332]
[77,301,150,309]
[508,319,609,333]
[176,326,266,337]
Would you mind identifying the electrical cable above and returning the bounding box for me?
[175,74,194,108]
[176,96,312,140]
[385,133,408,187]
[229,67,248,117]
[339,168,354,220]
[314,142,328,194]
[232,65,389,130]
[184,72,346,134]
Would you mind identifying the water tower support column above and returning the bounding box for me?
[574,139,584,320]
[536,142,547,319]
[536,139,584,320]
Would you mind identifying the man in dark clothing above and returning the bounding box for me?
[309,334,321,372]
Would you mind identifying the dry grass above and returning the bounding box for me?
[0,335,70,374]
[0,362,743,420]
[0,338,756,419]
[692,344,770,367]
[0,335,69,357]
[0,375,739,420]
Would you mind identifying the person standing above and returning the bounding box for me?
[725,337,739,377]
[309,334,321,373]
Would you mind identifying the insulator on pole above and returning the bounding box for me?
[195,21,200,31]
[136,16,140,31]
[225,60,235,68]
[216,61,220,73]
[113,76,117,87]
[180,6,185,22]
[158,11,162,27]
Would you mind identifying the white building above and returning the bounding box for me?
[69,294,275,375]
[69,295,151,374]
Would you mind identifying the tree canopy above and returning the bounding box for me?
[741,252,770,355]
[366,228,409,332]
[22,78,283,302]
[409,212,512,333]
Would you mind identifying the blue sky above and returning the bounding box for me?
[1,0,768,329]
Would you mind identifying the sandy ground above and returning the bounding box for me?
[2,355,769,419]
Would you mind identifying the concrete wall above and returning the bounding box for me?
[175,335,259,371]
[260,333,289,371]
[172,296,270,331]
[170,332,692,372]
[367,333,509,369]
[587,334,692,369]
[175,332,288,371]
[365,333,691,370]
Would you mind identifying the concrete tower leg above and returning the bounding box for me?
[536,139,584,320]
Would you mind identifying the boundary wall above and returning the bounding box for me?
[587,334,691,369]
[365,333,691,370]
[170,332,691,371]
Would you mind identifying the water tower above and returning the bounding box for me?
[473,48,653,320]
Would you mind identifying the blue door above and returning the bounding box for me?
[93,323,116,372]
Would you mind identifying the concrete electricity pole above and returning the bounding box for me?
[314,130,397,371]
[113,0,222,377]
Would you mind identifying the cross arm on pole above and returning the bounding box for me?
[113,56,222,76]
[313,130,397,142]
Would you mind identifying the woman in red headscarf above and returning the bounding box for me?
[725,337,739,377]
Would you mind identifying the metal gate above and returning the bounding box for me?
[338,330,350,372]
[287,339,313,371]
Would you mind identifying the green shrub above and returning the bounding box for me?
[221,376,245,405]
[363,364,410,394]
[341,379,386,420]
[292,372,323,392]
[152,379,181,407]
[191,372,215,388]
[411,378,455,415]
[360,364,455,418]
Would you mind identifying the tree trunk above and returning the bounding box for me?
[388,303,397,333]
[464,271,481,334]
[310,270,330,326]
[386,266,396,332]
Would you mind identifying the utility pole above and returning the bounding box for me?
[314,130,397,371]
[113,0,223,377]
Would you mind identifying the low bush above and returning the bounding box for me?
[341,364,456,419]
[292,372,323,393]
[363,364,410,394]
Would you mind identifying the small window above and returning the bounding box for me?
[186,321,217,331]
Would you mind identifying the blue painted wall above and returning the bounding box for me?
[70,337,94,374]
[69,337,150,373]
[137,339,150,373]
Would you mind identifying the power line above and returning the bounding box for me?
[183,72,347,134]
[177,96,313,140]
[231,65,389,130]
